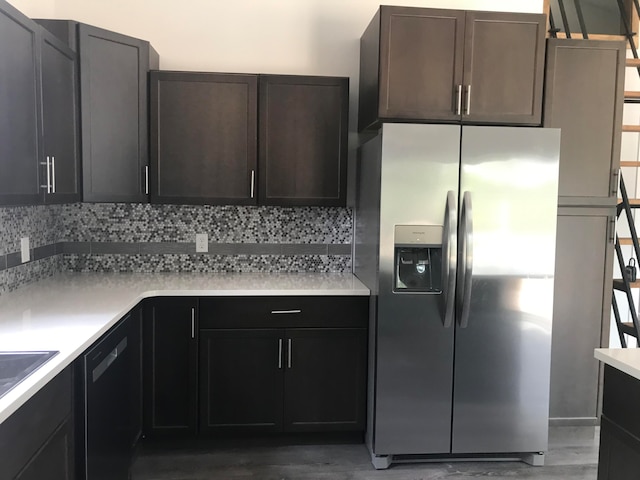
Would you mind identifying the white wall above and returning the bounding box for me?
[9,0,543,120]
[10,1,543,75]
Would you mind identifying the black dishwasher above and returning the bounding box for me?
[78,309,142,480]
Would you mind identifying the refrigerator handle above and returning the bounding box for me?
[441,190,457,328]
[456,191,474,328]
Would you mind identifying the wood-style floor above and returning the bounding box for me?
[131,426,599,480]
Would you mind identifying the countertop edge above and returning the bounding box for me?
[595,348,640,381]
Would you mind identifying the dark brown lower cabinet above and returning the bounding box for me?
[284,328,367,432]
[15,419,74,480]
[0,367,73,480]
[598,365,640,479]
[199,327,367,434]
[143,298,198,436]
[199,329,284,433]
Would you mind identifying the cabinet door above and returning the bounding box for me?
[598,416,640,480]
[143,298,198,435]
[0,1,42,205]
[15,418,74,480]
[79,24,150,202]
[0,367,72,480]
[377,7,465,123]
[40,27,81,203]
[544,39,625,205]
[462,11,545,125]
[128,305,143,447]
[259,75,348,206]
[550,208,614,422]
[199,329,284,433]
[150,71,258,205]
[598,366,640,480]
[283,328,367,432]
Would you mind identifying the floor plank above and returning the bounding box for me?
[131,427,599,480]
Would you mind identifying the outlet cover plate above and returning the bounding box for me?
[196,233,208,253]
[21,237,30,263]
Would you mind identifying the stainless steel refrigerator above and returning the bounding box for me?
[354,123,560,469]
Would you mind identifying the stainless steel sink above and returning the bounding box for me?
[0,351,59,399]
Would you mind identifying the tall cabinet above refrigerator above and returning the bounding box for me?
[354,123,560,468]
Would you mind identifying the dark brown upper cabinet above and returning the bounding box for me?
[0,0,42,205]
[78,23,158,203]
[358,6,546,130]
[149,72,258,205]
[40,26,81,204]
[35,19,159,203]
[0,2,80,206]
[543,39,625,207]
[149,73,348,207]
[259,75,349,206]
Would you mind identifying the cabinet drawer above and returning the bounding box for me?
[199,296,368,329]
[0,367,72,480]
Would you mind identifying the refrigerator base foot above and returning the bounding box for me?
[371,454,392,470]
[522,452,545,466]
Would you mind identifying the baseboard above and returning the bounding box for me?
[549,417,599,427]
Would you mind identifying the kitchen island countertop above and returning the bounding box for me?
[595,348,640,380]
[0,272,369,424]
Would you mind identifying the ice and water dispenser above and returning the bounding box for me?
[394,225,443,293]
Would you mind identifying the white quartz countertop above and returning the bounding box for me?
[0,272,369,424]
[595,348,640,381]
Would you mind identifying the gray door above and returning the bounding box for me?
[374,123,460,455]
[550,207,614,422]
[543,39,624,205]
[452,126,560,454]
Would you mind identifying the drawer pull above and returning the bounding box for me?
[271,309,301,314]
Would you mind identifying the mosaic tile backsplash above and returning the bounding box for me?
[60,204,352,243]
[0,205,63,294]
[1,203,353,294]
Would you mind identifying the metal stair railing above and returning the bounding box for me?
[613,174,640,346]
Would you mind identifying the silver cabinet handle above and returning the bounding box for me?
[611,169,620,197]
[144,166,149,195]
[271,309,301,314]
[191,307,195,339]
[456,192,474,328]
[51,156,56,193]
[465,85,472,115]
[287,338,292,368]
[441,190,457,328]
[40,157,51,193]
[456,85,462,116]
[278,338,283,369]
[609,216,616,244]
[250,170,255,198]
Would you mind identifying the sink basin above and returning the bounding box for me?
[0,351,59,400]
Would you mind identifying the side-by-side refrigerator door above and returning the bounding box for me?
[374,123,460,455]
[452,126,560,454]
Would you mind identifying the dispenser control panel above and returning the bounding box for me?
[394,225,443,293]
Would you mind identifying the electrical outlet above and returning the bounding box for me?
[21,237,30,263]
[195,233,208,253]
